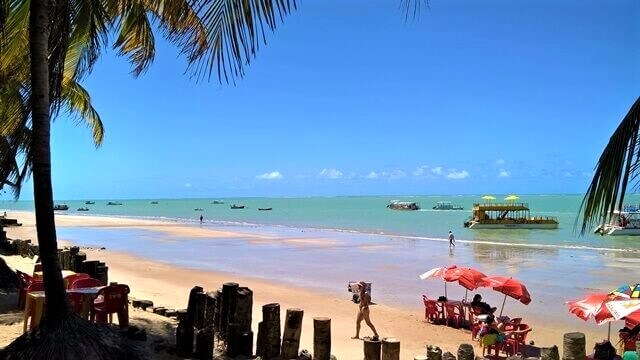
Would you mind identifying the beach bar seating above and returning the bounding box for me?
[64,273,91,289]
[22,283,45,332]
[16,270,34,309]
[444,302,465,328]
[70,277,102,289]
[423,295,445,324]
[91,283,130,329]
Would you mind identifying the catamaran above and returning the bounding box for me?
[594,205,640,236]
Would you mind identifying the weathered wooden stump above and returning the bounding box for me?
[442,351,456,360]
[131,299,142,309]
[238,330,254,357]
[176,318,194,357]
[261,303,282,359]
[59,249,71,270]
[194,290,208,330]
[73,252,86,273]
[187,286,204,325]
[563,333,585,360]
[95,263,108,285]
[256,321,266,357]
[213,289,222,334]
[195,327,214,360]
[541,346,560,360]
[153,307,167,316]
[381,337,400,360]
[139,300,154,311]
[176,309,188,321]
[427,345,443,360]
[313,317,331,360]
[364,337,382,360]
[235,287,253,331]
[165,309,177,318]
[205,292,216,330]
[281,308,304,359]
[220,282,239,340]
[227,322,242,358]
[457,344,475,360]
[82,260,99,277]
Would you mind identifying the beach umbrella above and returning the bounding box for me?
[482,195,496,202]
[419,265,458,298]
[504,195,519,202]
[481,276,531,316]
[444,267,488,301]
[605,284,640,320]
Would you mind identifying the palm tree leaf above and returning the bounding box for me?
[579,96,640,234]
[48,0,73,114]
[65,0,111,81]
[188,0,297,83]
[61,77,104,145]
[113,1,156,76]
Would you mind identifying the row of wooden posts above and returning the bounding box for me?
[175,282,339,360]
[0,238,109,286]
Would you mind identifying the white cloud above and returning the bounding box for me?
[495,159,505,165]
[446,170,470,180]
[498,169,510,178]
[413,165,430,177]
[387,170,407,180]
[365,171,379,179]
[431,166,443,176]
[184,183,192,188]
[318,168,343,179]
[256,171,283,180]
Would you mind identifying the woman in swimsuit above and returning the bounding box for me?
[352,281,379,340]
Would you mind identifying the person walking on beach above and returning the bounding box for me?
[199,215,203,224]
[352,281,379,340]
[448,230,455,247]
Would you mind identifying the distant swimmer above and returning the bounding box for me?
[448,230,455,247]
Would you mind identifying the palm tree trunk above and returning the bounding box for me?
[29,0,70,327]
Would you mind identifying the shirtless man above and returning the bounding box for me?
[352,281,379,340]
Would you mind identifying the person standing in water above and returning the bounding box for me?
[352,281,379,340]
[448,230,455,247]
[199,215,203,224]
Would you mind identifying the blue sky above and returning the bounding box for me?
[7,0,640,200]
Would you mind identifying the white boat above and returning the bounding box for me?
[594,205,640,236]
[387,200,420,211]
[432,201,464,210]
[463,202,558,229]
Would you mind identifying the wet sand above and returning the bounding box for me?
[1,210,627,357]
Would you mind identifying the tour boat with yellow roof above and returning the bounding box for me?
[463,197,558,229]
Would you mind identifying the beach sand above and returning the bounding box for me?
[0,211,611,358]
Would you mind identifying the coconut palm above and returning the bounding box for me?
[580,97,640,233]
[0,0,296,355]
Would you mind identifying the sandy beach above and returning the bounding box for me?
[0,210,615,358]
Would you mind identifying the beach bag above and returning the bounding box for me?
[594,340,616,360]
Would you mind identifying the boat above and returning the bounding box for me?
[594,205,640,236]
[463,201,558,229]
[432,201,464,210]
[194,208,204,211]
[53,204,69,211]
[77,207,89,212]
[107,201,123,205]
[84,201,95,205]
[387,200,420,211]
[211,200,225,204]
[258,208,272,211]
[150,201,159,204]
[230,204,245,209]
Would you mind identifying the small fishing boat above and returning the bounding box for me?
[594,205,640,236]
[258,207,272,211]
[211,200,225,204]
[85,201,95,205]
[107,201,123,206]
[77,207,89,212]
[432,201,464,210]
[387,200,420,211]
[230,204,245,209]
[194,208,204,211]
[150,201,159,204]
[53,204,69,211]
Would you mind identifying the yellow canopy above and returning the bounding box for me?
[505,195,519,201]
[482,195,496,201]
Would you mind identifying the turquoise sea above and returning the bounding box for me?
[3,194,640,252]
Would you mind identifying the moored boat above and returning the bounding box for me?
[85,201,95,205]
[594,205,640,236]
[211,200,225,204]
[107,201,123,205]
[258,207,272,211]
[432,201,464,210]
[77,207,89,212]
[53,204,69,211]
[194,208,204,211]
[387,200,420,211]
[150,201,159,204]
[230,204,245,209]
[463,201,558,229]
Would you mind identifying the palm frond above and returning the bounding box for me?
[65,0,111,81]
[579,96,640,234]
[399,0,428,22]
[188,0,297,83]
[61,77,104,146]
[113,1,155,76]
[48,0,73,114]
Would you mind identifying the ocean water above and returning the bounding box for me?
[3,194,640,251]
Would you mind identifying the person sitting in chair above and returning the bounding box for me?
[471,294,497,315]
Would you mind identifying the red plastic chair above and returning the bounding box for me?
[65,273,91,289]
[444,302,464,328]
[16,270,34,309]
[69,277,103,289]
[422,295,445,324]
[91,284,130,329]
[23,281,45,330]
[470,306,485,340]
[504,323,532,355]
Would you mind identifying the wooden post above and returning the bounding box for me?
[227,322,241,358]
[442,351,456,360]
[263,303,282,359]
[381,337,400,360]
[59,249,71,270]
[313,317,331,360]
[73,252,86,273]
[457,344,475,360]
[282,308,304,359]
[195,327,214,360]
[194,290,208,330]
[153,307,167,316]
[364,337,382,360]
[563,333,586,360]
[95,263,108,285]
[176,317,194,357]
[256,321,266,357]
[235,287,253,331]
[541,346,560,360]
[238,331,254,357]
[220,282,239,341]
[427,345,443,360]
[82,260,99,277]
[213,289,222,335]
[187,286,204,326]
[205,292,216,330]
